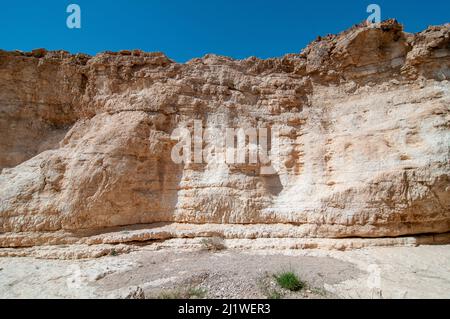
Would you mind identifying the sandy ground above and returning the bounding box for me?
[0,244,449,299]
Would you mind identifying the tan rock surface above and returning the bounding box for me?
[0,20,449,248]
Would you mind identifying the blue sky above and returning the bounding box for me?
[0,0,448,62]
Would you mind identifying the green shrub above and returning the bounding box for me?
[274,272,304,291]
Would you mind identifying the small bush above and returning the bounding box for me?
[268,290,282,299]
[200,237,226,251]
[157,287,207,299]
[274,272,304,292]
[187,287,207,299]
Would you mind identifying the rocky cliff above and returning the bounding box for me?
[0,20,449,249]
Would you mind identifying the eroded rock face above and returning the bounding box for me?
[0,20,449,246]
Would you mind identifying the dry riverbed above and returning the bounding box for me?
[0,243,449,299]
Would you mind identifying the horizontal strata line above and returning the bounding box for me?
[1,220,450,238]
[1,232,450,255]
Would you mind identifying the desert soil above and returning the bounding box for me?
[0,244,449,299]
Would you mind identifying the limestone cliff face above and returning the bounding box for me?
[0,20,449,246]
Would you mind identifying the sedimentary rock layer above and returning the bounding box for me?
[0,20,449,247]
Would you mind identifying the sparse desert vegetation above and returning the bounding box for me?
[200,237,226,251]
[274,271,305,292]
[156,286,207,299]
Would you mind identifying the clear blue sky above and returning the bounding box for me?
[0,0,448,62]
